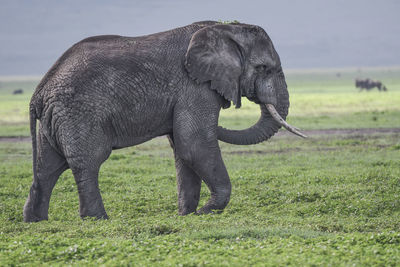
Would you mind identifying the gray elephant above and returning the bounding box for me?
[24,21,305,222]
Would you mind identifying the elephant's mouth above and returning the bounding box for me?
[265,104,307,138]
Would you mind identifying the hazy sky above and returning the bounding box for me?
[0,0,399,75]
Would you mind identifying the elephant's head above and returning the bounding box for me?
[185,22,306,145]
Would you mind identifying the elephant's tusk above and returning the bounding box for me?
[265,104,307,138]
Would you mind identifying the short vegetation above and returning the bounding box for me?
[0,67,399,265]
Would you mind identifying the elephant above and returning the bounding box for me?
[355,78,387,91]
[23,21,305,222]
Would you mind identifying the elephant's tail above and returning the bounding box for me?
[29,103,38,184]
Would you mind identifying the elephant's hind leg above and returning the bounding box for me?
[24,131,68,222]
[71,166,108,219]
[168,135,202,215]
[65,137,111,220]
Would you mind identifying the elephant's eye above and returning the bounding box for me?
[256,65,267,72]
[256,65,272,75]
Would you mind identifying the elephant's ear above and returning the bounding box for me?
[185,24,243,108]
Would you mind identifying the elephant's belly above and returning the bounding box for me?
[111,135,161,149]
[111,129,170,149]
[108,109,173,149]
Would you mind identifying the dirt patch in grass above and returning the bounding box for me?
[0,127,399,143]
[227,146,341,155]
[0,136,30,142]
[276,127,400,137]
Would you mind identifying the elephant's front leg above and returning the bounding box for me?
[193,150,231,214]
[172,98,231,214]
[168,135,202,215]
[173,139,231,214]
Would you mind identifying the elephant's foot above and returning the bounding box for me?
[196,205,224,215]
[23,200,49,222]
[23,211,48,222]
[178,205,197,216]
[178,198,199,215]
[79,196,108,220]
[23,185,50,222]
[196,189,231,215]
[81,212,109,220]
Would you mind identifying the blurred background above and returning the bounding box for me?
[0,0,399,76]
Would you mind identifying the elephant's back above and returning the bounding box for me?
[30,23,208,142]
[32,22,206,105]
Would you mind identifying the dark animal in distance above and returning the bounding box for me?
[13,89,24,95]
[23,21,306,222]
[355,78,387,91]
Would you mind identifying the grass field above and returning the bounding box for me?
[0,67,399,265]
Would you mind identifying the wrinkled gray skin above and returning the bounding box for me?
[24,21,293,222]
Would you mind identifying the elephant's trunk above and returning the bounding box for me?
[217,104,281,145]
[217,73,306,145]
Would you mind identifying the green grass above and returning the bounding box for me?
[1,133,400,265]
[1,67,400,265]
